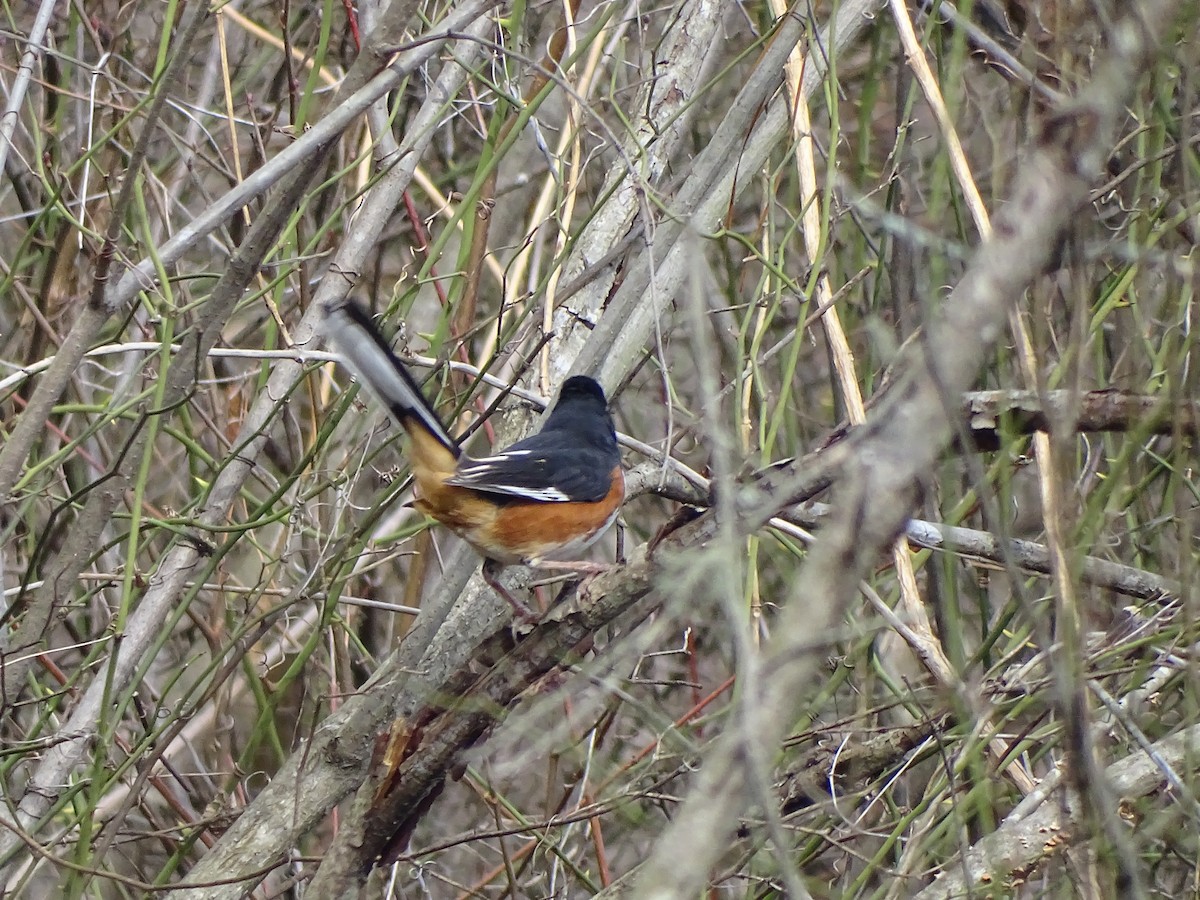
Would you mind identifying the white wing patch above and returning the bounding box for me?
[448,452,573,502]
[473,485,573,502]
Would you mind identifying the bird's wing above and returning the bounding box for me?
[447,439,615,503]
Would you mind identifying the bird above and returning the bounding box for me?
[323,300,624,620]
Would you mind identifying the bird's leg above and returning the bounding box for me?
[482,558,540,623]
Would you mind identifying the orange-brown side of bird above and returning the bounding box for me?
[478,466,625,563]
[412,464,624,565]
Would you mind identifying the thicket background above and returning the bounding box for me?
[1,0,1198,897]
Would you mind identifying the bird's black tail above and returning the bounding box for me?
[323,301,460,459]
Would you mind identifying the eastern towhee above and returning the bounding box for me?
[324,301,624,620]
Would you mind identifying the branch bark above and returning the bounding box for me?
[913,723,1200,899]
[961,389,1200,449]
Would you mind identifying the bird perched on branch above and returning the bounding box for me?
[323,301,624,620]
